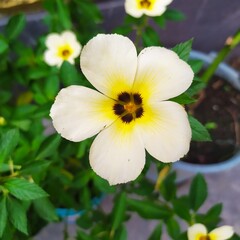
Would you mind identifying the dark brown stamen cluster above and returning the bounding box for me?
[113,92,144,123]
[140,0,151,9]
[62,49,70,57]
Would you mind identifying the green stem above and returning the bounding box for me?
[201,29,240,83]
[135,16,149,51]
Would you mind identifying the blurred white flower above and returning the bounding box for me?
[125,0,173,18]
[188,223,234,240]
[44,31,81,67]
[50,34,193,185]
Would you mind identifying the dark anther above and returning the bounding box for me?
[140,0,151,8]
[133,93,142,105]
[121,113,133,123]
[113,104,125,116]
[62,49,70,56]
[135,107,144,118]
[118,92,131,103]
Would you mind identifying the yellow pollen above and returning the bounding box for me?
[124,102,137,113]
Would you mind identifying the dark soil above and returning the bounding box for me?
[183,68,240,164]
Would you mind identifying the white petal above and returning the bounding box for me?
[61,31,82,58]
[124,0,172,18]
[71,41,82,58]
[133,47,194,102]
[142,6,166,17]
[124,0,144,18]
[44,50,62,67]
[89,119,145,185]
[209,226,234,240]
[187,224,207,240]
[137,101,191,163]
[61,31,77,42]
[80,34,138,99]
[45,33,63,49]
[50,86,116,142]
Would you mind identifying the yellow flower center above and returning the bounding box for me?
[140,0,151,9]
[57,44,73,60]
[113,92,144,123]
[199,235,211,240]
[138,0,155,10]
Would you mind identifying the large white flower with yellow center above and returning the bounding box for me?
[125,0,173,18]
[44,31,81,67]
[188,224,234,240]
[50,34,193,185]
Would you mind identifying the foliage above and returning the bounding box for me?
[0,0,237,239]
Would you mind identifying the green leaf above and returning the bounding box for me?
[44,75,60,100]
[7,197,28,235]
[153,15,166,28]
[33,197,58,222]
[5,13,26,41]
[11,119,31,131]
[189,174,207,211]
[4,178,48,201]
[20,160,51,174]
[160,172,177,201]
[114,25,132,35]
[0,91,11,104]
[115,226,128,240]
[56,0,72,29]
[148,223,162,240]
[196,203,222,226]
[60,61,80,86]
[71,170,92,189]
[188,59,204,74]
[172,196,191,222]
[185,78,206,96]
[172,39,193,61]
[77,212,93,229]
[27,67,51,80]
[0,129,19,164]
[127,198,171,219]
[142,26,161,47]
[0,163,21,173]
[93,174,116,193]
[188,115,211,141]
[77,230,96,240]
[111,193,127,232]
[77,1,102,23]
[36,134,61,160]
[170,93,196,104]
[0,197,7,237]
[164,9,186,21]
[166,218,181,239]
[0,37,8,54]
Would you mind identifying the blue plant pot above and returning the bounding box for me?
[173,50,240,177]
[56,195,104,223]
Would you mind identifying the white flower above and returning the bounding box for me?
[125,0,173,18]
[50,34,193,185]
[188,223,234,240]
[44,31,81,67]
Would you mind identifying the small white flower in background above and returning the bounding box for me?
[125,0,173,18]
[44,31,81,67]
[50,34,193,185]
[188,223,234,240]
